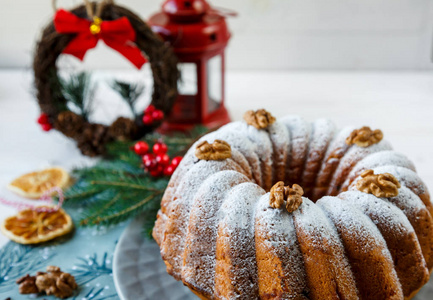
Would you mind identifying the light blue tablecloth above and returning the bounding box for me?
[0,208,126,300]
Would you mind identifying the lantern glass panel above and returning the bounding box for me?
[207,54,222,113]
[178,62,198,95]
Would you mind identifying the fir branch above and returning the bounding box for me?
[60,72,96,121]
[88,180,159,191]
[82,192,162,226]
[48,69,69,112]
[63,126,209,232]
[64,188,116,208]
[110,80,144,120]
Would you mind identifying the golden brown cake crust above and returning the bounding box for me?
[182,171,250,298]
[318,197,404,300]
[254,194,309,299]
[312,126,355,201]
[339,191,430,298]
[294,199,360,300]
[152,115,433,300]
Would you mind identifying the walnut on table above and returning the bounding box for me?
[16,266,78,299]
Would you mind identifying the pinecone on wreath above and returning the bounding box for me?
[77,123,111,157]
[55,111,85,138]
[108,117,138,141]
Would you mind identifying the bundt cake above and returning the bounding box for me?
[153,109,432,300]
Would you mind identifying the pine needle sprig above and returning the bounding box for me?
[60,72,96,121]
[48,69,69,112]
[110,80,144,120]
[62,126,209,234]
[81,192,163,227]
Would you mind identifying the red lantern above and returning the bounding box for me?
[149,0,236,132]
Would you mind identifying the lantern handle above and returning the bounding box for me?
[208,6,238,18]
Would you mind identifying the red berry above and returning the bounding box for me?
[163,165,175,176]
[37,113,49,125]
[143,153,154,161]
[152,110,164,121]
[142,153,155,164]
[153,142,168,155]
[150,165,163,177]
[133,141,149,155]
[142,114,153,125]
[171,156,183,168]
[156,153,170,166]
[144,159,157,170]
[41,123,52,131]
[144,104,156,114]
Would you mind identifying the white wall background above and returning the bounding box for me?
[1,0,433,70]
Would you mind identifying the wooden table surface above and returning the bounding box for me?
[1,69,432,248]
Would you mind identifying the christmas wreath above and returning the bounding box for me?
[33,0,179,156]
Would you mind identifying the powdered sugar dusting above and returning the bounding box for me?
[293,198,341,249]
[215,182,264,298]
[340,151,416,192]
[318,196,403,298]
[302,118,336,192]
[255,193,298,248]
[160,140,201,208]
[338,191,414,236]
[318,196,393,257]
[267,121,290,183]
[321,126,356,167]
[350,165,427,198]
[218,183,264,232]
[154,114,429,299]
[338,190,429,296]
[200,130,256,183]
[222,121,274,190]
[280,115,311,184]
[182,170,250,296]
[312,126,355,199]
[161,158,248,278]
[327,140,393,195]
[254,194,309,297]
[216,126,263,185]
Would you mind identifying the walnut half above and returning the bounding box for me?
[17,266,78,299]
[16,274,38,294]
[243,109,276,130]
[195,140,232,161]
[356,169,401,198]
[270,182,304,213]
[346,126,383,147]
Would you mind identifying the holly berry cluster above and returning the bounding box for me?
[142,104,164,126]
[37,113,53,131]
[133,140,182,177]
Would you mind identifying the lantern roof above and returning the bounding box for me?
[162,0,211,22]
[149,0,234,56]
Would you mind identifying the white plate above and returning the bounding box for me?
[113,216,433,300]
[113,216,196,300]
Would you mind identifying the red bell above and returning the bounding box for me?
[149,0,236,132]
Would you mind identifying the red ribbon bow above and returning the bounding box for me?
[54,9,147,69]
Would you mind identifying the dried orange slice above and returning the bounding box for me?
[7,167,71,199]
[0,208,73,244]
